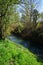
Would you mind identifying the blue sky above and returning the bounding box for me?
[37,0,43,13]
[17,0,43,13]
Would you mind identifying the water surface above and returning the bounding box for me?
[8,35,43,55]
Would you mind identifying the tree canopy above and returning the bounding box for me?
[0,0,20,40]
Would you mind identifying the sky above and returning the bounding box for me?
[17,0,43,14]
[37,0,43,13]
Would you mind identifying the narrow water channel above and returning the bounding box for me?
[8,35,43,56]
[8,35,30,48]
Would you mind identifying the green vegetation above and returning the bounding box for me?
[0,0,43,65]
[0,39,42,65]
[0,0,19,39]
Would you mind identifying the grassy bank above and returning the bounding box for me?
[0,39,43,65]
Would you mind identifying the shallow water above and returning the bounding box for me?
[8,35,30,48]
[8,35,43,55]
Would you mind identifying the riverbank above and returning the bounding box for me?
[8,35,43,58]
[11,27,43,47]
[0,39,42,65]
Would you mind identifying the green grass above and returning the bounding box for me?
[0,39,43,65]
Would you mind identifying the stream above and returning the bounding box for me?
[8,35,43,56]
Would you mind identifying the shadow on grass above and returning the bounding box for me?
[36,55,43,63]
[28,42,43,63]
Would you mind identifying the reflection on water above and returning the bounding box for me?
[8,35,30,48]
[8,35,43,55]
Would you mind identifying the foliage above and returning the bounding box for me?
[19,0,39,35]
[15,22,24,33]
[0,0,20,39]
[33,9,39,24]
[36,22,41,29]
[40,12,43,19]
[0,39,42,65]
[6,10,20,35]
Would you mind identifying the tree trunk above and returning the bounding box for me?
[0,16,6,40]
